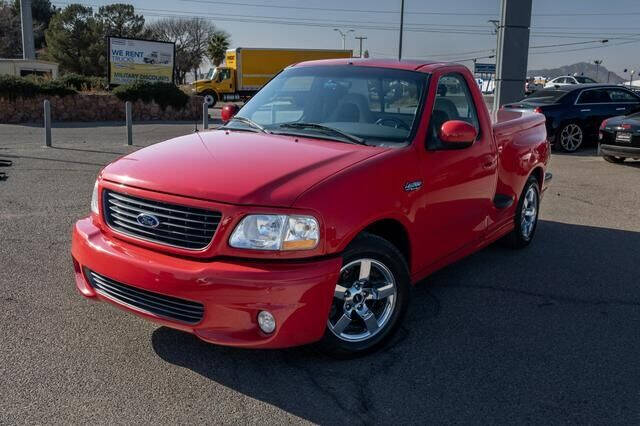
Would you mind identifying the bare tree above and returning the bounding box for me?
[147,17,217,84]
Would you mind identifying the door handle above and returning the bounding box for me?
[616,107,626,111]
[580,109,591,112]
[483,160,496,169]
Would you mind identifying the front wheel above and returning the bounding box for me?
[501,175,540,249]
[319,233,410,357]
[202,92,217,108]
[603,155,626,164]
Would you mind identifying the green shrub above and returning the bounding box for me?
[58,73,107,91]
[112,81,189,110]
[0,75,76,99]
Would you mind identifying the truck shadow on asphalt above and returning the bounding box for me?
[151,220,640,424]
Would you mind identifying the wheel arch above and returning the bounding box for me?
[351,218,412,270]
[531,165,544,188]
[201,89,219,101]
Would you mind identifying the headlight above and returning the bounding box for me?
[229,214,319,251]
[90,180,99,214]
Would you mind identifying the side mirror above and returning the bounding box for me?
[439,120,477,148]
[221,104,240,123]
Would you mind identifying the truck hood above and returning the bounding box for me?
[101,130,383,207]
[193,79,212,86]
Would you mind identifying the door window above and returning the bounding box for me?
[606,88,639,102]
[218,68,231,81]
[577,89,610,104]
[428,73,479,148]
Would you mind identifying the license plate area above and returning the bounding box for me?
[616,132,632,143]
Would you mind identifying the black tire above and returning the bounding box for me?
[501,175,540,249]
[318,233,410,358]
[556,122,584,152]
[202,91,217,108]
[603,155,626,164]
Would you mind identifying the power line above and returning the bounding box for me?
[176,0,499,16]
[51,1,640,38]
[529,39,611,49]
[529,37,640,55]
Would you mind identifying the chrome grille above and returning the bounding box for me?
[103,190,221,250]
[86,269,204,324]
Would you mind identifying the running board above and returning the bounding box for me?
[493,194,514,209]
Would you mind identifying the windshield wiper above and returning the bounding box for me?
[224,116,270,133]
[277,122,366,145]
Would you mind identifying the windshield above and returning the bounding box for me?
[575,76,597,84]
[524,89,568,104]
[206,68,217,80]
[227,65,429,145]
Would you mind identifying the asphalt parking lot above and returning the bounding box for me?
[1,121,639,424]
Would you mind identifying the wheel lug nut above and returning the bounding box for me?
[345,304,351,310]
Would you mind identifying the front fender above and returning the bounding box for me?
[293,147,421,273]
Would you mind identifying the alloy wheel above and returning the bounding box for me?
[328,259,397,343]
[560,124,583,152]
[520,185,538,240]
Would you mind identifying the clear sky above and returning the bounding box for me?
[56,0,640,77]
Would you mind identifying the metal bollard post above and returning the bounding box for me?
[43,99,51,147]
[125,101,132,146]
[202,102,209,130]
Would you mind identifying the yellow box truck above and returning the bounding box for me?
[192,47,353,107]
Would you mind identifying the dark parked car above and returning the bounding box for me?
[598,111,640,163]
[504,84,640,152]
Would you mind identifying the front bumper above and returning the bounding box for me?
[71,217,342,348]
[598,143,640,159]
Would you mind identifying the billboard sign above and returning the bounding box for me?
[474,62,496,74]
[108,37,175,85]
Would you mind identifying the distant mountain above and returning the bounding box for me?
[528,62,625,84]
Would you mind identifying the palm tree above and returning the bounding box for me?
[206,31,230,66]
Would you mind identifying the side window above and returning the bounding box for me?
[607,89,639,102]
[219,69,231,81]
[428,73,479,148]
[434,74,479,127]
[577,89,610,104]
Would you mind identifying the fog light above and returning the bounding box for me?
[257,311,276,334]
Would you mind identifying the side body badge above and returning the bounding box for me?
[404,180,423,192]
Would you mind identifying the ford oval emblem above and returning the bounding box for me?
[136,213,160,228]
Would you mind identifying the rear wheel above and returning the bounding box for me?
[502,175,540,249]
[603,155,626,163]
[558,122,584,152]
[319,233,410,357]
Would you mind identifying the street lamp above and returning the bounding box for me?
[593,60,602,82]
[624,69,635,88]
[333,28,354,51]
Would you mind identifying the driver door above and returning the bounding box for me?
[415,72,497,268]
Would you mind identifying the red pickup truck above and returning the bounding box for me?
[72,59,551,356]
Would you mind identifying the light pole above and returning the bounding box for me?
[334,28,354,51]
[593,60,602,82]
[19,0,35,59]
[355,36,367,58]
[398,0,404,60]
